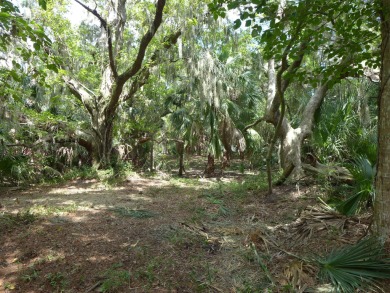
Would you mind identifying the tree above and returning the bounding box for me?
[50,0,180,168]
[0,0,70,183]
[0,0,53,89]
[374,0,390,242]
[161,11,254,176]
[210,0,380,189]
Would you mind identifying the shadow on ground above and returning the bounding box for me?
[0,172,369,292]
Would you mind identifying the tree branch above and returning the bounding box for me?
[267,21,307,121]
[299,54,352,136]
[63,76,95,117]
[122,69,150,102]
[243,116,264,132]
[281,42,307,92]
[118,0,166,84]
[121,31,181,103]
[73,0,118,78]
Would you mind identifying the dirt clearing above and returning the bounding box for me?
[0,173,369,292]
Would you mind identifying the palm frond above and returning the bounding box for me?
[337,192,365,216]
[349,156,376,183]
[338,156,375,215]
[317,237,390,293]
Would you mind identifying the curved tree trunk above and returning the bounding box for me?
[261,53,349,184]
[93,119,115,168]
[275,84,330,182]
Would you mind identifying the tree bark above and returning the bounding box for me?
[374,0,390,242]
[261,52,351,184]
[204,153,215,176]
[276,83,330,182]
[150,138,154,171]
[176,140,185,176]
[63,77,116,168]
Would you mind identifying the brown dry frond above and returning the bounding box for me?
[288,205,347,244]
[280,260,317,293]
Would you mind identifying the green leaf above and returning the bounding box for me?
[241,11,249,20]
[38,0,47,10]
[33,42,41,51]
[233,19,241,30]
[227,2,239,9]
[9,70,21,82]
[11,60,21,69]
[47,63,58,73]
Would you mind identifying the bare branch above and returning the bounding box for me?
[73,0,118,78]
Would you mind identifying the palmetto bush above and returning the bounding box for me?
[317,237,390,293]
[337,156,376,216]
[310,84,377,216]
[311,80,377,165]
[312,106,376,165]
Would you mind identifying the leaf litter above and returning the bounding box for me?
[0,173,373,292]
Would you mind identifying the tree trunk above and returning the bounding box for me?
[176,140,185,176]
[222,151,230,170]
[264,57,330,182]
[261,49,350,185]
[92,118,115,168]
[281,86,331,180]
[374,0,390,242]
[204,153,215,176]
[149,139,154,171]
[197,146,202,156]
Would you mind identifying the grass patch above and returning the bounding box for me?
[62,163,135,186]
[45,272,68,291]
[111,207,155,218]
[21,268,39,283]
[169,177,206,188]
[134,259,160,287]
[29,203,78,216]
[233,247,274,292]
[99,263,131,293]
[63,166,99,181]
[164,226,204,248]
[0,210,37,231]
[190,263,218,292]
[223,174,268,197]
[205,193,231,219]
